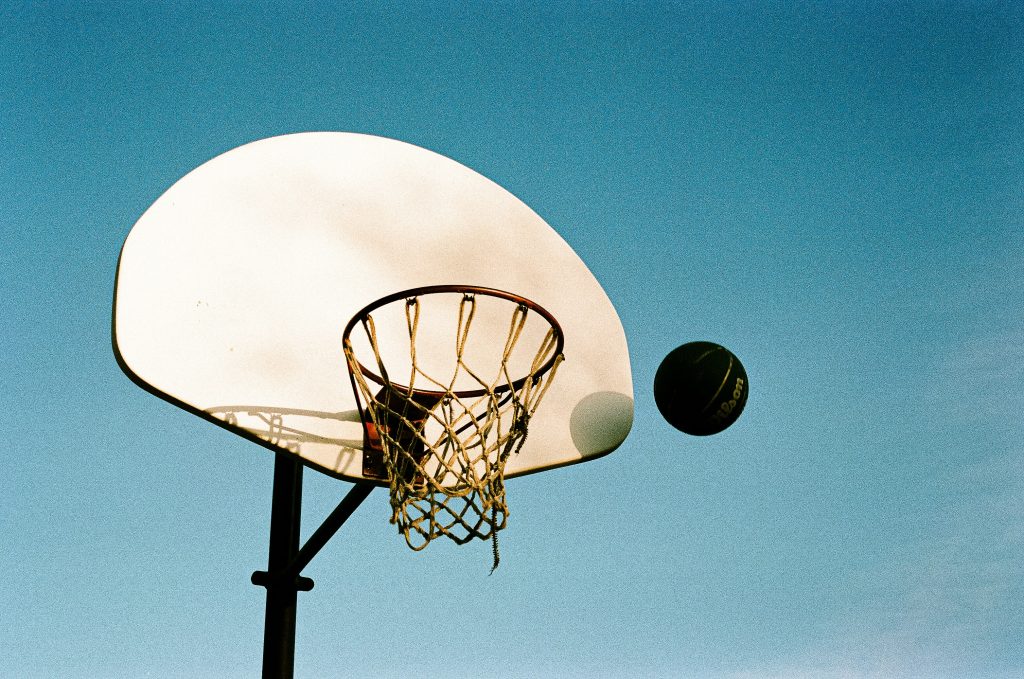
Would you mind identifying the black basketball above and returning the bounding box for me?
[654,341,748,436]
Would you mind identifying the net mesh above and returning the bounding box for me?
[343,289,563,570]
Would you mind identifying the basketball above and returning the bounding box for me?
[654,341,748,436]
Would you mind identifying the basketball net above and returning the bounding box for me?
[343,287,563,570]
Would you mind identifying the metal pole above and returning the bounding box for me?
[252,459,374,679]
[259,453,304,679]
[275,482,374,586]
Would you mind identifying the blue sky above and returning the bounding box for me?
[3,2,1023,677]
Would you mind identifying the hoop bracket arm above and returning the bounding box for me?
[251,481,375,591]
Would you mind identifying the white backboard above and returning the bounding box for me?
[113,132,633,483]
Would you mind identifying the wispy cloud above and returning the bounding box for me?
[924,328,1024,426]
[731,325,1024,678]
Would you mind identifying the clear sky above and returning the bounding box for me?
[3,2,1023,678]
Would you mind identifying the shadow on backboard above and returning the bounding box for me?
[205,405,363,472]
[569,391,635,456]
[204,391,634,479]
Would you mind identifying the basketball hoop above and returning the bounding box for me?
[343,285,564,569]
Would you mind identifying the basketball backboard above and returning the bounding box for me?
[113,132,632,484]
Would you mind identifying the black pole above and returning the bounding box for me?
[259,453,305,679]
[276,482,374,586]
[252,457,375,679]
